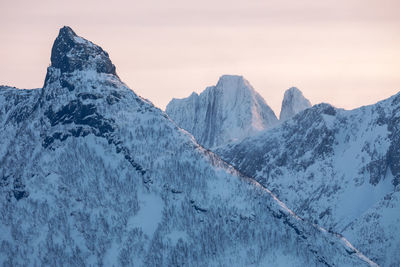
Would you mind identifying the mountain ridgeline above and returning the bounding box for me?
[216,97,400,266]
[0,27,378,266]
[166,79,311,149]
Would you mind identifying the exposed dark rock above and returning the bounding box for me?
[43,100,115,147]
[193,204,207,213]
[106,91,122,105]
[60,78,75,91]
[45,100,114,132]
[367,158,388,186]
[77,92,103,100]
[50,26,116,76]
[13,189,29,201]
[387,103,400,187]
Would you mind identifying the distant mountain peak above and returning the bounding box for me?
[279,86,311,121]
[166,75,278,148]
[49,26,116,76]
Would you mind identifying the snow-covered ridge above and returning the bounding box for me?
[166,75,278,149]
[0,26,377,266]
[166,80,313,149]
[218,91,400,266]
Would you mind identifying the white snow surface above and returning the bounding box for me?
[127,191,164,238]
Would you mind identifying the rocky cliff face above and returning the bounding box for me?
[50,26,116,76]
[166,75,278,149]
[0,27,377,266]
[279,87,311,121]
[217,94,400,266]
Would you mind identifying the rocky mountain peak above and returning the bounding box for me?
[279,87,311,121]
[50,26,116,76]
[166,75,278,149]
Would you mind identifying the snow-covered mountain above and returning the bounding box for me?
[0,26,377,266]
[166,75,278,149]
[217,96,400,266]
[279,87,311,121]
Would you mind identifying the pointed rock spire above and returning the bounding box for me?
[50,26,116,75]
[279,87,311,121]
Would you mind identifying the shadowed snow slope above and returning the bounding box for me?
[0,26,376,266]
[218,95,400,266]
[166,75,278,149]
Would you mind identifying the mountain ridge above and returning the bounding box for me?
[217,90,400,266]
[0,26,377,266]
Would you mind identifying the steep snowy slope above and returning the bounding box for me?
[166,75,278,149]
[344,189,400,266]
[218,96,400,266]
[0,26,377,266]
[279,87,311,121]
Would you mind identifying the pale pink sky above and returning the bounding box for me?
[1,0,399,114]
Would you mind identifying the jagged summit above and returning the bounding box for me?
[50,26,116,76]
[279,86,311,121]
[166,75,278,148]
